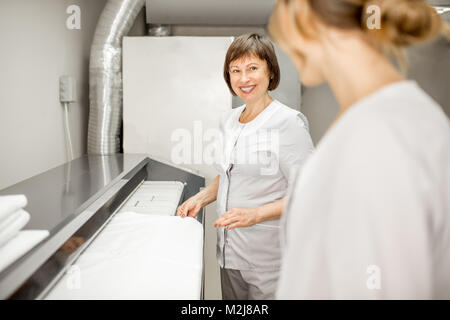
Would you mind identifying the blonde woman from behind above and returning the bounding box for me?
[269,0,450,299]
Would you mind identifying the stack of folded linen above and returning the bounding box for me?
[0,195,49,273]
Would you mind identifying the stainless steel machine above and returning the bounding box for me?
[0,154,205,299]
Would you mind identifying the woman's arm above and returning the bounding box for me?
[177,175,220,218]
[213,198,285,230]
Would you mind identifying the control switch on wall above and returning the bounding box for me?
[59,76,76,103]
[59,75,76,161]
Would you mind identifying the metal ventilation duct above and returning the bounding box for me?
[88,0,145,155]
[145,0,276,25]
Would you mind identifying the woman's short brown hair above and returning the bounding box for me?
[223,33,281,96]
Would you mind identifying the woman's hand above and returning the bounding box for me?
[213,208,260,230]
[177,196,203,218]
[177,175,220,219]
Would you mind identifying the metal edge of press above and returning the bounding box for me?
[37,167,148,300]
[3,161,149,300]
[199,187,206,300]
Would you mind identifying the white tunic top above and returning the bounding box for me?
[277,81,450,299]
[214,99,314,271]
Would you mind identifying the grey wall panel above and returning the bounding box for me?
[428,1,450,5]
[146,0,275,25]
[301,33,450,145]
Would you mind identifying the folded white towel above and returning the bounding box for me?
[0,230,49,273]
[0,209,30,248]
[0,195,27,223]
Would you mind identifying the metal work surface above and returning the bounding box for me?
[0,154,145,231]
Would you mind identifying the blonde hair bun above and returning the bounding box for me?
[364,0,443,47]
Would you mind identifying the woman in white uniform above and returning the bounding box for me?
[268,0,450,299]
[177,33,314,299]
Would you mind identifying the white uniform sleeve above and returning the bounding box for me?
[278,118,436,299]
[278,114,314,189]
[323,121,433,299]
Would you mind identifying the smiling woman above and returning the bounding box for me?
[223,34,280,96]
[177,33,315,300]
[223,34,280,124]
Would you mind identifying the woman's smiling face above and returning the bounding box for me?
[228,54,272,105]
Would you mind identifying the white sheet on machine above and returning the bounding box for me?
[45,212,203,300]
[118,181,184,216]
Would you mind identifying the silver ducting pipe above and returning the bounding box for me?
[88,0,145,155]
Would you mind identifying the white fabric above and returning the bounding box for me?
[118,181,184,216]
[277,81,450,299]
[213,99,314,271]
[0,209,30,248]
[45,213,203,300]
[0,230,49,273]
[0,195,27,223]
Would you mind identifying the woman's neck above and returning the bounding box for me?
[323,34,404,122]
[240,93,273,123]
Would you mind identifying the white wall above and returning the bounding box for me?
[0,0,107,190]
[0,0,148,190]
